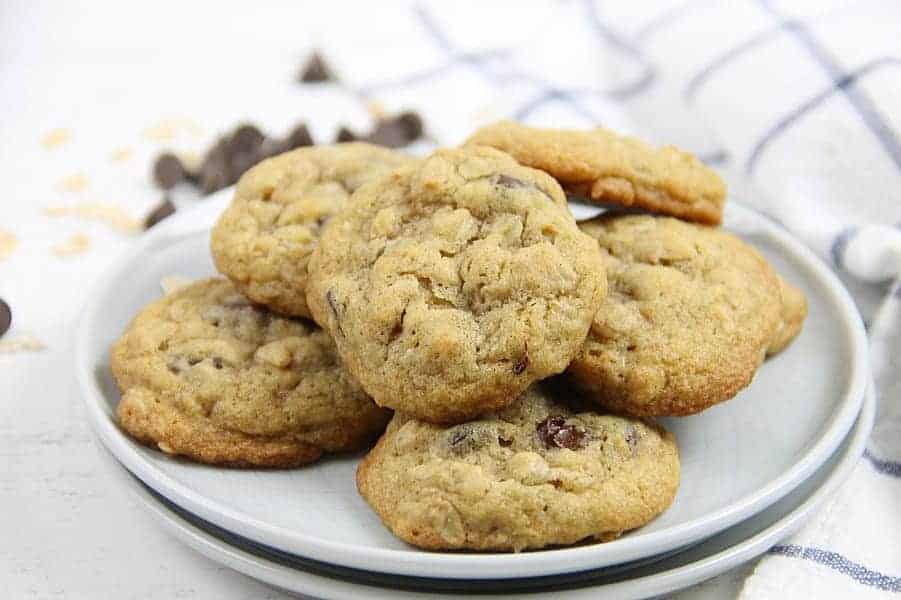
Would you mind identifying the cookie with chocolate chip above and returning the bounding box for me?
[211,143,415,317]
[306,146,607,424]
[466,120,727,224]
[567,214,782,417]
[111,278,390,467]
[356,383,679,551]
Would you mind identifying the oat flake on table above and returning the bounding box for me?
[0,230,18,261]
[44,202,142,234]
[57,173,90,193]
[41,128,71,149]
[51,233,91,256]
[0,333,46,354]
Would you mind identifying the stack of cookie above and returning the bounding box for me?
[111,122,806,552]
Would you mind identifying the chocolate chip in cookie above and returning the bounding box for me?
[0,298,11,338]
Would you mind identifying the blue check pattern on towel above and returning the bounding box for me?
[354,1,900,597]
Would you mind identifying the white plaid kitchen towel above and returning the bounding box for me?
[387,1,901,597]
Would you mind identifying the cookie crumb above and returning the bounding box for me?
[110,147,133,162]
[160,276,194,295]
[44,202,142,234]
[0,332,46,354]
[57,173,90,193]
[51,233,91,256]
[41,128,72,149]
[0,230,18,261]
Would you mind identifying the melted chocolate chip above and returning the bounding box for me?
[153,153,187,190]
[299,52,335,83]
[144,197,176,229]
[0,298,11,338]
[512,354,529,374]
[536,415,585,450]
[496,174,530,189]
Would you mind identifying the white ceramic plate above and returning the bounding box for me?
[76,188,868,580]
[97,383,874,599]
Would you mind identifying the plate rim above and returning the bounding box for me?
[96,382,876,599]
[75,189,870,579]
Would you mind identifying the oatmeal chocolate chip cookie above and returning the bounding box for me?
[306,146,607,424]
[567,214,781,417]
[111,278,390,467]
[465,120,726,225]
[767,274,807,356]
[211,143,415,317]
[356,384,680,551]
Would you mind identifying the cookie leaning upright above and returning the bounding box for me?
[356,383,680,551]
[306,146,607,424]
[210,143,415,318]
[568,214,782,417]
[466,120,726,225]
[111,278,390,467]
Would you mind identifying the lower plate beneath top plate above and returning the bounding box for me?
[98,383,874,598]
[77,188,868,580]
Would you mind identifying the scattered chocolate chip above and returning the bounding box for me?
[153,153,187,190]
[231,124,265,154]
[283,123,313,150]
[0,298,11,338]
[335,126,358,143]
[144,197,176,229]
[366,112,424,148]
[299,52,335,83]
[512,354,530,374]
[536,415,585,450]
[198,142,232,195]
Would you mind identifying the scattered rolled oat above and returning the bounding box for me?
[110,147,134,162]
[144,118,204,142]
[44,202,142,234]
[51,233,91,256]
[57,173,90,193]
[41,128,72,149]
[0,230,18,261]
[0,333,46,354]
[160,276,194,295]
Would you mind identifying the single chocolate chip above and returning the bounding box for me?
[230,124,265,155]
[198,142,232,195]
[283,123,313,150]
[335,126,358,143]
[536,415,585,450]
[144,197,176,229]
[367,112,424,148]
[299,52,335,83]
[498,435,513,448]
[212,356,224,369]
[153,153,187,190]
[512,354,529,374]
[0,298,11,338]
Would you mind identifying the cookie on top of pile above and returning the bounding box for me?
[110,122,806,552]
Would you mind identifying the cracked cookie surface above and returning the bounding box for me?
[211,143,415,317]
[567,214,781,416]
[767,274,807,356]
[111,278,390,467]
[356,383,679,551]
[466,121,726,224]
[306,146,607,424]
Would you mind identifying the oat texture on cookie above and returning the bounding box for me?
[306,146,607,424]
[356,383,680,551]
[568,214,781,417]
[466,120,726,225]
[111,278,390,467]
[211,143,415,317]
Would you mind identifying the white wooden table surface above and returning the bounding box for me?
[0,1,751,597]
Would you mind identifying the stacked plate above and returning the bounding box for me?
[76,190,870,599]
